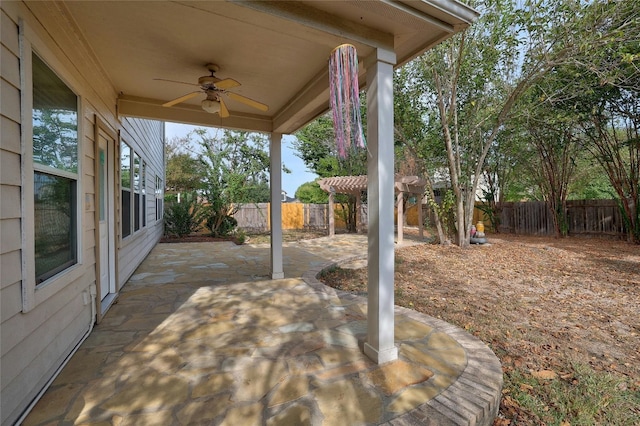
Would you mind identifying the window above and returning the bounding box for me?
[121,144,147,237]
[121,141,132,238]
[133,152,140,232]
[155,175,163,221]
[142,161,147,227]
[32,53,79,284]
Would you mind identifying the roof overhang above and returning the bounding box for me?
[58,0,478,134]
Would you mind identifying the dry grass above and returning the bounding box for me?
[320,233,640,425]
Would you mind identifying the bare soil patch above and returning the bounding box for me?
[320,233,640,425]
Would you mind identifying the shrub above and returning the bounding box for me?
[204,212,238,237]
[163,192,203,237]
[233,228,246,245]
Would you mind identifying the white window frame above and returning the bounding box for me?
[155,174,164,222]
[20,21,83,312]
[141,160,147,228]
[120,142,149,238]
[133,151,140,232]
[120,140,133,240]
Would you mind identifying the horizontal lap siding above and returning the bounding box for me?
[0,9,30,424]
[117,117,164,287]
[1,7,93,423]
[0,9,23,329]
[0,3,163,424]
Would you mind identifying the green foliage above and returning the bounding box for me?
[427,190,456,241]
[196,129,271,236]
[393,0,640,244]
[505,363,639,425]
[295,181,328,204]
[233,228,246,245]
[163,192,202,237]
[293,114,367,178]
[293,114,367,232]
[243,181,271,203]
[165,152,206,194]
[205,213,237,237]
[569,161,616,200]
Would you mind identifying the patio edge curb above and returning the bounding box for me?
[302,255,503,426]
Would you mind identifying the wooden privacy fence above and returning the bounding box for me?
[234,202,427,232]
[495,199,627,238]
[234,200,626,238]
[233,203,332,231]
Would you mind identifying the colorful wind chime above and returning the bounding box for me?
[329,44,365,158]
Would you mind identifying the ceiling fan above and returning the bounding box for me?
[156,63,269,117]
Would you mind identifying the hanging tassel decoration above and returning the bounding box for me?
[329,44,365,158]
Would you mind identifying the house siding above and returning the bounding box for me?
[0,3,164,425]
[117,117,165,287]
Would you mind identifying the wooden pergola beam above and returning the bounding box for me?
[317,174,427,239]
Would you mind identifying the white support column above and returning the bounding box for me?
[418,192,424,239]
[270,133,284,279]
[364,48,398,364]
[328,188,335,237]
[356,192,362,234]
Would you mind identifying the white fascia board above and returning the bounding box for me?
[230,0,395,51]
[117,95,273,133]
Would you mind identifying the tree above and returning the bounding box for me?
[569,159,615,200]
[572,1,639,242]
[407,0,528,246]
[164,134,207,195]
[398,0,637,246]
[519,0,640,242]
[295,181,328,204]
[196,129,271,236]
[165,152,206,194]
[393,66,452,243]
[293,114,367,232]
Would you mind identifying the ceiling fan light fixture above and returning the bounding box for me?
[201,98,220,114]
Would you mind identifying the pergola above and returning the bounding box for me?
[318,175,427,243]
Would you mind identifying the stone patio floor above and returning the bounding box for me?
[23,234,502,425]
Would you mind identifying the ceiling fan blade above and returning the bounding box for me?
[154,78,200,87]
[226,92,269,112]
[215,78,241,90]
[219,98,230,118]
[162,91,201,107]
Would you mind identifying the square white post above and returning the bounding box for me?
[328,189,335,237]
[270,133,284,279]
[364,48,398,364]
[356,192,362,234]
[397,191,404,245]
[418,192,424,239]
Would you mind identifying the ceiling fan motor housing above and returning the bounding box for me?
[198,75,220,87]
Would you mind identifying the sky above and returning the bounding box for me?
[164,122,318,197]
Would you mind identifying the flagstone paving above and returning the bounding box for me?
[23,234,502,425]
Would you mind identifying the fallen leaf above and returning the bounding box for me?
[531,370,557,380]
[519,383,534,392]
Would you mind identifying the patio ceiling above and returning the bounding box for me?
[59,0,477,134]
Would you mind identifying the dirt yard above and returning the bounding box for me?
[319,233,640,425]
